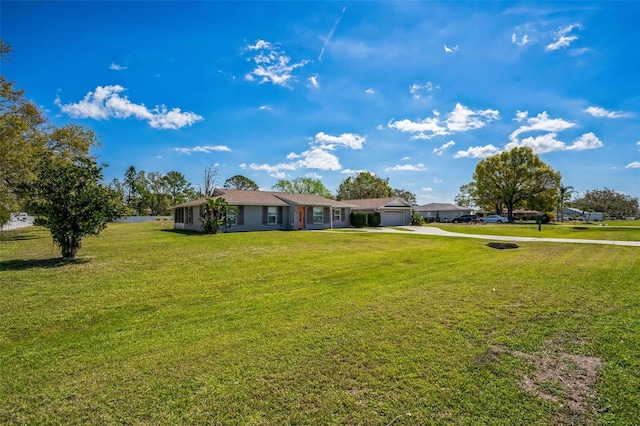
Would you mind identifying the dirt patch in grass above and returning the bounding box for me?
[492,343,604,423]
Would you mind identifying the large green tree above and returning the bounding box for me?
[572,188,639,218]
[25,154,125,259]
[224,174,259,191]
[392,188,417,205]
[0,41,47,224]
[0,41,93,224]
[336,172,392,200]
[272,177,333,198]
[464,147,561,221]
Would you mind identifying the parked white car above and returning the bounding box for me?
[479,215,509,223]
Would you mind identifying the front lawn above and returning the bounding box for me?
[1,222,638,424]
[431,222,640,241]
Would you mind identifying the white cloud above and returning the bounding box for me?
[244,131,364,175]
[509,111,575,142]
[259,105,273,111]
[401,156,410,161]
[637,141,640,147]
[365,88,375,95]
[55,85,203,129]
[422,187,434,192]
[446,103,499,132]
[410,82,440,99]
[546,24,581,51]
[247,39,272,50]
[566,132,603,151]
[340,168,366,174]
[585,106,630,119]
[306,172,323,179]
[444,44,458,53]
[389,103,498,140]
[505,132,566,154]
[432,140,455,156]
[514,110,529,122]
[505,132,603,154]
[308,75,320,89]
[455,144,502,159]
[388,117,448,140]
[109,63,127,71]
[244,40,310,87]
[384,163,427,172]
[314,132,365,150]
[511,33,530,47]
[625,162,640,169]
[174,145,231,155]
[244,162,299,174]
[432,178,443,183]
[298,147,341,170]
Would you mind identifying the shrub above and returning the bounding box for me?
[368,212,381,227]
[410,212,425,225]
[350,212,367,228]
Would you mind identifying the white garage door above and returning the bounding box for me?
[381,210,405,226]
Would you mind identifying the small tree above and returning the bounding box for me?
[201,197,229,234]
[25,154,125,259]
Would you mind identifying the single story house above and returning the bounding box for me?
[172,188,355,233]
[413,203,472,222]
[342,197,413,226]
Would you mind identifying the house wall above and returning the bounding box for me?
[174,204,351,233]
[223,205,290,232]
[331,208,350,229]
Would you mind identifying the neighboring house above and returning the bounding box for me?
[343,197,413,226]
[562,207,604,221]
[413,203,472,222]
[172,188,355,233]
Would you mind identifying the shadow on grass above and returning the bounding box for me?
[0,257,91,271]
[160,228,208,237]
[0,231,43,242]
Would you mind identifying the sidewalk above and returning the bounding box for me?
[360,225,640,247]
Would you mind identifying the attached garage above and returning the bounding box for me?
[381,209,407,226]
[343,197,414,227]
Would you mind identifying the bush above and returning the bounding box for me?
[410,212,425,225]
[368,212,381,227]
[350,212,367,228]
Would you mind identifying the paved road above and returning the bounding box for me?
[359,226,640,247]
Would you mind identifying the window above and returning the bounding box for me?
[333,208,342,221]
[313,207,323,224]
[267,207,277,225]
[187,207,193,224]
[227,206,238,225]
[175,208,184,223]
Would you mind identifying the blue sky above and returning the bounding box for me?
[3,1,639,203]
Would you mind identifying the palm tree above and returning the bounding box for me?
[557,184,574,222]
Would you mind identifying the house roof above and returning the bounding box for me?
[172,189,289,209]
[271,192,356,208]
[343,197,413,211]
[172,189,354,209]
[414,203,469,212]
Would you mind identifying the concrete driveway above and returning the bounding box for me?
[361,225,640,247]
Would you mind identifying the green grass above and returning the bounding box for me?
[1,222,639,424]
[430,222,640,241]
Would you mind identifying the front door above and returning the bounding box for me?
[297,207,305,229]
